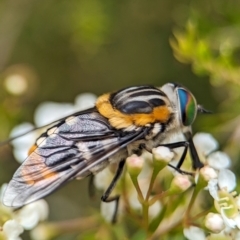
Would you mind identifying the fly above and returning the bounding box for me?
[2,83,210,222]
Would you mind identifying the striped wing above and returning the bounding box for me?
[3,110,145,207]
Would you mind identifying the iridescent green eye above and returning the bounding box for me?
[177,88,197,126]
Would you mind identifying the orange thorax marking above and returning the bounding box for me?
[96,94,171,129]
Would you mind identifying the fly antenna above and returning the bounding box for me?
[197,105,212,114]
[0,125,46,147]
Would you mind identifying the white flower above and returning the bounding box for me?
[15,200,49,230]
[193,133,240,232]
[206,169,236,199]
[2,219,24,240]
[0,184,49,237]
[183,226,206,240]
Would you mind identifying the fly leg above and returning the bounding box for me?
[140,140,203,175]
[101,159,125,223]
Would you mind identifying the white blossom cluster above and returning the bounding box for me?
[184,133,240,240]
[0,184,48,240]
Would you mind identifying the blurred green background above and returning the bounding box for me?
[0,0,240,239]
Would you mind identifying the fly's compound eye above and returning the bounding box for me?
[177,87,197,126]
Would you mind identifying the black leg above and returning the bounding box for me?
[140,139,203,174]
[158,141,190,169]
[101,159,126,223]
[188,138,204,169]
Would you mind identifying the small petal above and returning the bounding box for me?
[193,133,218,155]
[208,179,219,200]
[205,213,225,233]
[218,169,236,192]
[220,208,237,229]
[10,122,35,147]
[183,226,205,240]
[3,219,24,240]
[74,93,97,110]
[16,200,49,230]
[12,148,30,164]
[10,122,36,163]
[34,102,75,126]
[207,151,231,170]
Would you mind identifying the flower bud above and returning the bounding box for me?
[205,213,225,233]
[200,166,218,182]
[169,174,192,195]
[196,166,218,190]
[152,146,173,170]
[126,154,144,177]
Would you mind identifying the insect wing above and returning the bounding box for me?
[3,111,145,207]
